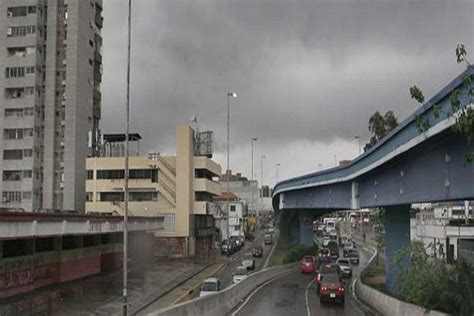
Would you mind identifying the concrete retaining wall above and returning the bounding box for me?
[355,248,448,316]
[151,263,296,316]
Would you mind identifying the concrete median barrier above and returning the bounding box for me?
[149,263,296,316]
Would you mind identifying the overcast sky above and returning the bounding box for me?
[100,0,473,187]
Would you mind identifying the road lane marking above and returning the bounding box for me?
[305,277,316,316]
[231,268,296,316]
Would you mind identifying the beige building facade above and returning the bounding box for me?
[85,125,222,257]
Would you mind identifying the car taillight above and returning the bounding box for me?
[338,287,345,292]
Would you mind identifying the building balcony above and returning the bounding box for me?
[194,178,221,196]
[194,156,221,177]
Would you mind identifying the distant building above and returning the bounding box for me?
[85,126,222,258]
[218,170,259,214]
[0,1,104,212]
[411,200,474,264]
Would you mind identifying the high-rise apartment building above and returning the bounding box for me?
[0,0,103,212]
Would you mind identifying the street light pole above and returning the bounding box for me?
[354,135,361,155]
[276,163,280,183]
[260,155,266,217]
[251,138,257,215]
[123,0,132,315]
[226,92,237,242]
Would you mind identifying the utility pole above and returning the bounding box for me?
[226,92,237,242]
[123,0,132,314]
[354,135,361,156]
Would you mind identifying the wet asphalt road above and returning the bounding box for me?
[233,247,374,316]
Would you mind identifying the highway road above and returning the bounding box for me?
[231,246,376,316]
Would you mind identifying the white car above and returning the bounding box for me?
[336,258,352,278]
[322,236,331,247]
[233,266,249,284]
[242,252,255,270]
[199,277,221,297]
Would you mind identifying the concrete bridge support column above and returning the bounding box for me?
[299,211,314,246]
[384,204,411,293]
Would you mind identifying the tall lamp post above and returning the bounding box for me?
[226,92,237,243]
[276,163,281,183]
[123,0,132,315]
[251,138,257,216]
[259,155,266,219]
[354,135,361,155]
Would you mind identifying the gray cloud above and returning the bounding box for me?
[100,0,473,184]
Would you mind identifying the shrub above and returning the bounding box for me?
[283,244,319,264]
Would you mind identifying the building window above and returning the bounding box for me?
[5,67,25,78]
[230,205,236,212]
[2,191,22,202]
[3,129,23,140]
[23,149,33,158]
[86,192,93,202]
[97,169,125,179]
[22,170,32,178]
[24,107,34,116]
[26,66,35,74]
[6,26,36,38]
[86,170,94,180]
[129,169,156,180]
[23,191,32,200]
[23,128,33,137]
[7,6,27,17]
[3,150,23,160]
[5,109,24,117]
[3,170,22,181]
[27,6,37,14]
[129,192,158,202]
[99,192,124,202]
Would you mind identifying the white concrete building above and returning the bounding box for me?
[0,0,103,212]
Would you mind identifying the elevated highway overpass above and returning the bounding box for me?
[272,66,474,290]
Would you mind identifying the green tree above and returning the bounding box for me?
[410,43,474,163]
[364,111,399,151]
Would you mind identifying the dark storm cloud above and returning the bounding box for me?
[101,0,473,157]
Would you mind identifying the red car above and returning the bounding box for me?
[319,274,345,305]
[300,255,316,274]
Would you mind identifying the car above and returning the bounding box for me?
[346,249,360,264]
[300,255,317,274]
[336,259,352,278]
[245,232,255,241]
[230,236,241,250]
[233,266,249,284]
[221,239,233,256]
[264,233,273,245]
[199,277,221,297]
[316,263,341,293]
[322,236,331,247]
[319,248,330,260]
[252,246,263,257]
[319,274,345,305]
[242,252,256,270]
[342,242,356,257]
[327,241,339,260]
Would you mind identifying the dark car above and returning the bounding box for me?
[245,232,255,241]
[319,248,330,260]
[347,249,360,264]
[221,239,233,256]
[319,274,345,305]
[316,263,341,293]
[252,246,263,257]
[327,241,339,260]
